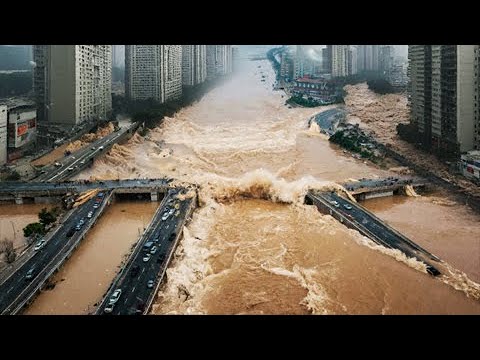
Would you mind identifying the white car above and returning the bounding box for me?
[34,239,46,251]
[54,162,62,167]
[87,211,93,218]
[108,289,122,305]
[104,303,114,313]
[99,146,104,150]
[161,213,169,221]
[143,253,151,262]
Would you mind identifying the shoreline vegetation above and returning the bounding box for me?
[112,75,232,133]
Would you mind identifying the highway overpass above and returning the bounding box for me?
[33,122,140,183]
[306,190,441,276]
[95,189,196,315]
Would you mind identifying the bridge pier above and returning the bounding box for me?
[150,191,159,202]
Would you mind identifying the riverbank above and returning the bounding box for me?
[338,84,480,213]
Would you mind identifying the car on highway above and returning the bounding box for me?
[104,303,115,314]
[161,213,170,221]
[150,246,157,254]
[87,211,93,218]
[25,267,36,281]
[108,289,122,305]
[54,162,62,167]
[66,227,76,237]
[330,200,340,207]
[80,160,86,165]
[67,167,74,171]
[91,146,96,150]
[168,232,176,242]
[343,204,353,210]
[93,203,100,209]
[99,146,104,150]
[143,253,151,262]
[147,280,154,288]
[34,239,46,251]
[70,156,76,160]
[98,192,104,198]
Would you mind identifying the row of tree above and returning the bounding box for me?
[113,77,227,129]
[23,207,61,239]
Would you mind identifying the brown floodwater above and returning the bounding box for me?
[362,192,480,284]
[72,59,480,314]
[24,200,157,315]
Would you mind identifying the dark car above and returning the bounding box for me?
[168,233,176,242]
[25,268,36,281]
[66,227,76,238]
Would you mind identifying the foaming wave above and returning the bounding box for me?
[208,169,334,205]
[260,264,336,314]
[439,263,480,300]
[345,227,429,274]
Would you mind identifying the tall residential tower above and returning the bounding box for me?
[33,45,112,126]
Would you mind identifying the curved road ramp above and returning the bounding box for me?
[305,189,441,277]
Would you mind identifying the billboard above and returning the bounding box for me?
[7,109,37,149]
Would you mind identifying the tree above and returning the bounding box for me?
[38,208,57,227]
[0,240,16,264]
[23,222,46,238]
[5,170,21,181]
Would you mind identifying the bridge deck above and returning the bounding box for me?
[306,190,441,276]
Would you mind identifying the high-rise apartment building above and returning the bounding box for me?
[215,45,233,76]
[294,45,307,78]
[408,45,479,155]
[33,45,112,126]
[0,106,7,165]
[331,45,349,77]
[357,45,380,72]
[474,46,480,150]
[182,45,207,87]
[206,45,217,81]
[379,45,394,75]
[125,45,182,103]
[349,46,358,75]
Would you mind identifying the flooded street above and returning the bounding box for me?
[72,59,480,314]
[25,200,157,315]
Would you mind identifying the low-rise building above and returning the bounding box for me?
[291,76,337,104]
[459,150,480,182]
[7,105,37,161]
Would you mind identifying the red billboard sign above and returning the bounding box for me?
[17,124,28,136]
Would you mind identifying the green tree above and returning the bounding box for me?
[5,170,21,181]
[38,208,57,227]
[23,222,46,238]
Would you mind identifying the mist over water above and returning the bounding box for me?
[78,59,480,314]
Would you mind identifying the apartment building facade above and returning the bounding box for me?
[182,45,207,87]
[125,45,182,103]
[408,45,479,155]
[33,45,112,126]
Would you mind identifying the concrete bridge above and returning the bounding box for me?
[0,178,197,315]
[305,189,441,276]
[33,122,140,183]
[342,176,428,201]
